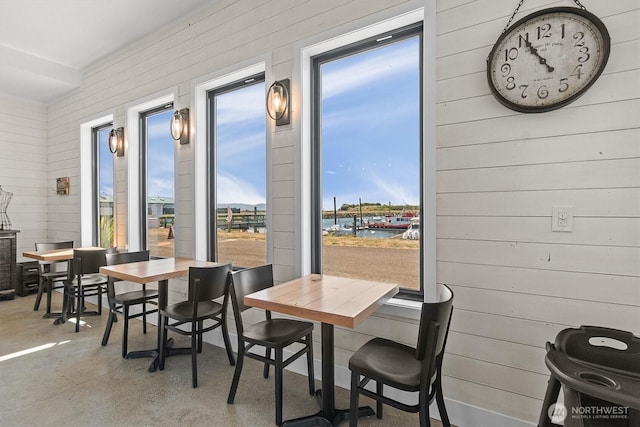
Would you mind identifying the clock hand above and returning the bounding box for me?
[524,39,555,72]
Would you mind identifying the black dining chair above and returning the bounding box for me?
[348,284,454,427]
[101,250,158,358]
[159,263,235,388]
[33,241,74,316]
[226,264,315,426]
[61,248,108,332]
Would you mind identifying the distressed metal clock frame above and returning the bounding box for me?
[486,7,610,113]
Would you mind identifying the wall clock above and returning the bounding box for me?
[487,5,610,113]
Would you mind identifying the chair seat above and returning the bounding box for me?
[349,337,422,392]
[112,289,158,305]
[70,273,108,287]
[41,271,67,280]
[244,318,314,346]
[161,300,222,321]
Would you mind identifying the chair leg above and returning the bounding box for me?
[102,305,116,346]
[306,333,315,395]
[75,291,81,332]
[60,288,68,324]
[191,320,198,388]
[376,382,383,419]
[45,280,53,314]
[434,371,450,427]
[33,277,45,311]
[350,372,359,427]
[263,347,272,378]
[418,388,430,427]
[227,346,245,404]
[142,302,147,334]
[275,347,284,426]
[538,375,562,427]
[197,320,204,353]
[159,315,167,371]
[122,305,130,358]
[221,316,235,366]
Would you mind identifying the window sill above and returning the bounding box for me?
[375,297,422,321]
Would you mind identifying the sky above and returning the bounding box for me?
[320,36,420,210]
[99,35,420,212]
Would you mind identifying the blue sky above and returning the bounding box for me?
[98,127,113,197]
[215,82,266,206]
[99,36,419,211]
[321,37,420,210]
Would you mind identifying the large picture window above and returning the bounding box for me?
[311,23,423,296]
[140,105,175,258]
[208,74,267,268]
[93,123,114,248]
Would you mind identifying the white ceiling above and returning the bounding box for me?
[0,0,212,103]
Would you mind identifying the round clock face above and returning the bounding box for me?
[487,7,610,113]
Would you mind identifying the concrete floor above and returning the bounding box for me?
[0,292,447,427]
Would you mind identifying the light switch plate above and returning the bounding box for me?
[552,206,573,232]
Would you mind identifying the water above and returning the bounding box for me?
[322,217,403,239]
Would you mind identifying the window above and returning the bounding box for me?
[207,74,267,268]
[140,105,174,258]
[93,124,114,248]
[311,23,423,297]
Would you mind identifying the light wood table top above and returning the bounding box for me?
[244,274,399,329]
[22,247,103,262]
[99,257,220,284]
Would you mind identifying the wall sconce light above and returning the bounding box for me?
[108,127,124,157]
[170,108,190,145]
[266,79,290,126]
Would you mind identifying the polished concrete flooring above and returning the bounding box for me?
[0,292,446,427]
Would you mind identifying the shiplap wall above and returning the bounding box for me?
[8,0,638,425]
[0,95,48,255]
[434,0,640,423]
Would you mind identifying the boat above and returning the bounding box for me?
[366,212,417,230]
[402,217,420,240]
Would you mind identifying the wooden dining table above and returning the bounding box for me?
[22,247,104,322]
[99,257,221,371]
[244,274,399,426]
[22,247,104,262]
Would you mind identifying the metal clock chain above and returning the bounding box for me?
[501,0,587,34]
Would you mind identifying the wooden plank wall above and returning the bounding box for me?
[0,95,48,257]
[15,0,638,424]
[433,0,640,422]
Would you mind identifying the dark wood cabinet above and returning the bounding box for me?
[0,230,18,292]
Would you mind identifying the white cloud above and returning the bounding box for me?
[321,41,418,100]
[216,172,265,205]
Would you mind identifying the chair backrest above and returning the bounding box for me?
[229,264,274,313]
[105,250,150,268]
[35,241,74,271]
[72,248,107,276]
[229,264,274,334]
[104,250,150,295]
[416,284,454,363]
[188,263,233,303]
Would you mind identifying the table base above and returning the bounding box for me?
[283,406,375,427]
